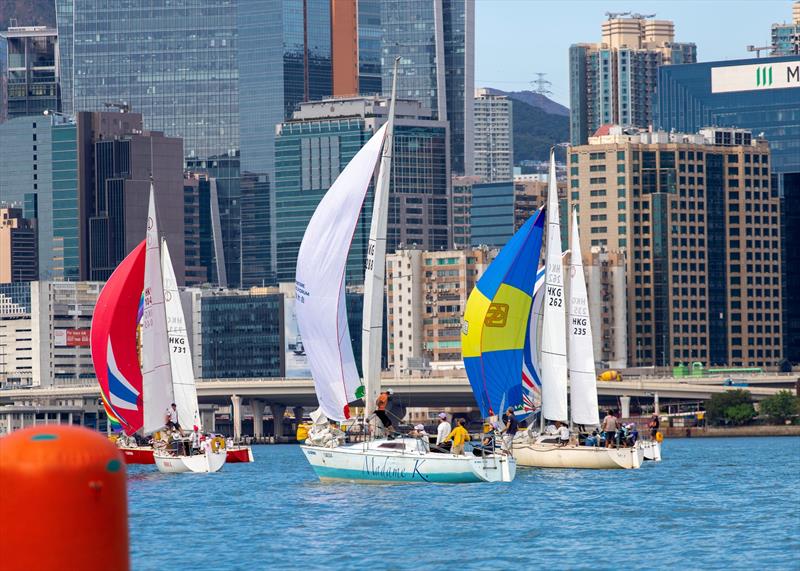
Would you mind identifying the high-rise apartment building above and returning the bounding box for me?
[381,0,474,175]
[386,247,495,371]
[56,1,335,286]
[274,96,450,285]
[0,26,60,120]
[0,207,37,283]
[771,1,800,56]
[570,15,696,145]
[569,126,781,368]
[473,88,513,182]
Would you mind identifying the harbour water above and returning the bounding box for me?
[128,437,799,570]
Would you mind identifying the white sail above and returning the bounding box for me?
[540,151,568,422]
[296,124,389,421]
[362,57,399,418]
[142,185,175,434]
[162,239,201,431]
[568,209,599,426]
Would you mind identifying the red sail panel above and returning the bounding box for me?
[91,240,146,435]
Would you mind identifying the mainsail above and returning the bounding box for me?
[295,124,389,421]
[568,208,600,426]
[141,186,174,434]
[162,239,201,430]
[462,208,545,418]
[90,240,146,435]
[540,150,568,422]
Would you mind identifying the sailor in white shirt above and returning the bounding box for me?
[164,403,184,436]
[436,413,452,445]
[557,422,570,446]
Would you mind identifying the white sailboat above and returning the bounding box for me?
[297,59,515,484]
[513,152,641,469]
[138,187,225,474]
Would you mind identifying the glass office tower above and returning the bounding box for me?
[380,0,474,175]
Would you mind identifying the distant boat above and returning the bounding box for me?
[512,150,641,470]
[297,58,515,484]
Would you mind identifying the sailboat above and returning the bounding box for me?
[297,59,515,484]
[512,151,641,469]
[91,187,226,472]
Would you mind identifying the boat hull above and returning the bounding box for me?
[226,446,254,463]
[513,441,642,469]
[300,444,515,483]
[153,450,227,473]
[119,446,156,464]
[640,440,662,462]
[119,445,253,464]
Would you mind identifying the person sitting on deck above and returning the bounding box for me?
[544,422,558,436]
[584,430,600,447]
[444,418,470,455]
[410,424,429,440]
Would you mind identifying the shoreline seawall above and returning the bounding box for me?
[663,425,800,438]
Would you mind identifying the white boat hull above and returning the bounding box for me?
[512,438,641,470]
[154,450,227,473]
[301,439,515,483]
[640,440,662,462]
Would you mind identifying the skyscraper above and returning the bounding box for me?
[273,96,450,285]
[381,0,474,175]
[56,0,334,286]
[473,88,513,182]
[569,15,696,145]
[0,26,60,120]
[771,1,800,56]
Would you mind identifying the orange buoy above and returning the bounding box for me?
[0,425,129,571]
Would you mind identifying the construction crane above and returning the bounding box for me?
[531,73,552,96]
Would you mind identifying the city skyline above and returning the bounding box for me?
[476,0,793,105]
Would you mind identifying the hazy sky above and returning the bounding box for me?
[475,0,795,106]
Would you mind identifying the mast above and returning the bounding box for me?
[141,184,175,434]
[539,149,569,427]
[362,56,399,419]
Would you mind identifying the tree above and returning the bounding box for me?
[725,403,756,425]
[706,389,754,426]
[759,390,800,423]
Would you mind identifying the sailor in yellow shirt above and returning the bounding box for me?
[444,418,470,455]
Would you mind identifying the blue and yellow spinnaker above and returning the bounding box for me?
[461,207,545,418]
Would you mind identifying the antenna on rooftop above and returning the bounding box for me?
[531,73,552,96]
[605,11,631,19]
[630,13,657,19]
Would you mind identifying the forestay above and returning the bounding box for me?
[296,124,388,421]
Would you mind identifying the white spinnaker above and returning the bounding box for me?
[142,185,175,434]
[162,239,201,431]
[362,57,398,418]
[568,209,599,426]
[295,124,388,421]
[540,151,568,422]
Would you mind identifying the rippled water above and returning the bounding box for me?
[127,437,800,570]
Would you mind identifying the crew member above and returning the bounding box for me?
[501,407,519,453]
[375,390,395,435]
[164,403,185,436]
[444,418,470,455]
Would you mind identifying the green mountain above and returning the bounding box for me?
[510,97,570,164]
